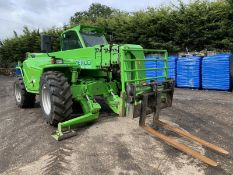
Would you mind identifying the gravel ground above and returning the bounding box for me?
[0,75,232,175]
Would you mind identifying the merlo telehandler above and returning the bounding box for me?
[14,25,228,166]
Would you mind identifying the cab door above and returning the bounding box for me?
[61,31,82,51]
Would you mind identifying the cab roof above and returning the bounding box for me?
[64,25,105,34]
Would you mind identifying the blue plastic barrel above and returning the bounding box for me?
[177,56,201,88]
[202,54,232,91]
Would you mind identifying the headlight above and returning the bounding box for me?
[51,57,63,64]
[55,59,63,64]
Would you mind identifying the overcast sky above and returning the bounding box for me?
[0,0,189,40]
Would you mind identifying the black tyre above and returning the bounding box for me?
[39,71,73,126]
[14,76,36,108]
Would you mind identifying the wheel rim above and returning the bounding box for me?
[14,83,21,103]
[41,84,51,115]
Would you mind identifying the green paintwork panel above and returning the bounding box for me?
[71,80,118,98]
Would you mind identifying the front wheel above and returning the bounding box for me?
[14,76,36,108]
[39,71,73,126]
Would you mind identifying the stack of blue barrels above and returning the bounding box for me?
[145,55,157,83]
[176,56,201,88]
[145,55,177,83]
[145,53,232,91]
[167,56,177,80]
[156,58,165,82]
[152,56,177,82]
[202,54,232,91]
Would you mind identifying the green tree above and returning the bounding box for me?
[70,3,117,24]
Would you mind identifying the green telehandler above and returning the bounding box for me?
[14,25,228,166]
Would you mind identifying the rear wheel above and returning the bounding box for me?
[14,76,36,108]
[39,71,73,126]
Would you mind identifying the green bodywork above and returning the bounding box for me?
[16,25,171,140]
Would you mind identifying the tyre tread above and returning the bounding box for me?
[40,71,73,126]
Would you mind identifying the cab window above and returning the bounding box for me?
[62,31,82,51]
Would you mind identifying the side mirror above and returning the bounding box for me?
[109,33,114,44]
[41,34,51,53]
